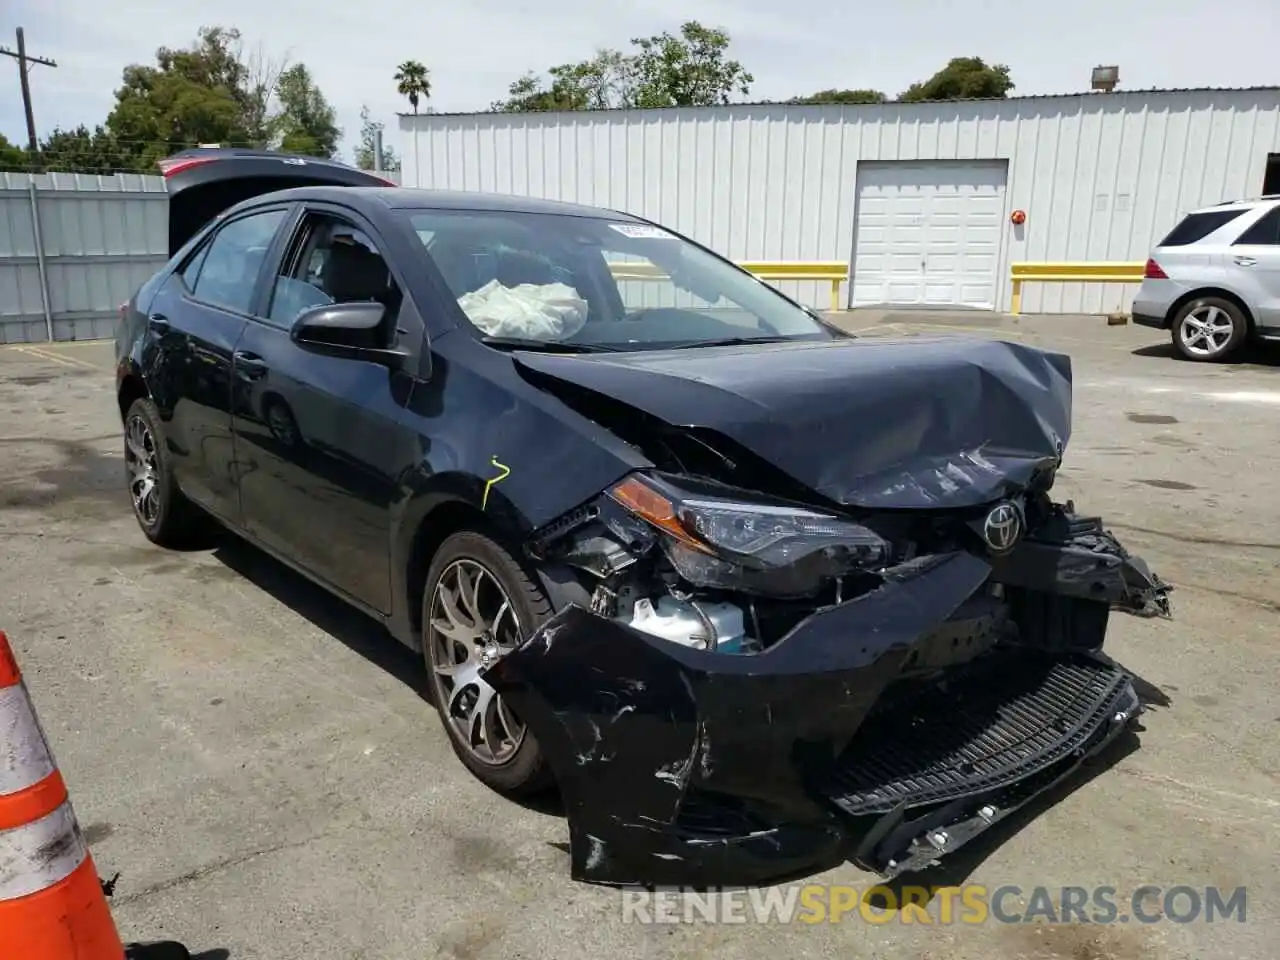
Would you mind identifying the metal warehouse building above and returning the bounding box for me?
[398,87,1280,314]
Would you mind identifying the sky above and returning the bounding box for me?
[3,0,1278,163]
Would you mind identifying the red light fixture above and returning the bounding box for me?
[155,156,215,178]
[1010,209,1026,225]
[1143,258,1167,279]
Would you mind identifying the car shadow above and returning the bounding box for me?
[126,946,227,960]
[209,530,427,700]
[208,529,570,817]
[1130,672,1174,709]
[1130,340,1280,368]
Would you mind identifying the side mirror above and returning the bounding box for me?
[290,302,407,369]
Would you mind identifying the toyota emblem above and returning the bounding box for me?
[982,502,1023,554]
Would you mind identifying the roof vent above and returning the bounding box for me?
[1091,66,1120,92]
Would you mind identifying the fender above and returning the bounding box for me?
[384,343,654,648]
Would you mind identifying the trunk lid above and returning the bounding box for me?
[160,148,396,256]
[514,335,1072,510]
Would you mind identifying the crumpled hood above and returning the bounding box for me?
[515,335,1072,509]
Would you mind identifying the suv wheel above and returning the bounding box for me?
[422,530,555,796]
[1171,296,1248,362]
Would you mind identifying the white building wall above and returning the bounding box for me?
[400,89,1280,313]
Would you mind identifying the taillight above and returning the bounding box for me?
[156,156,214,177]
[1144,258,1168,279]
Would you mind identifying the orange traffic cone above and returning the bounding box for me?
[0,630,189,959]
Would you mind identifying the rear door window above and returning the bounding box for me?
[190,208,289,314]
[1158,209,1247,247]
[1232,207,1280,246]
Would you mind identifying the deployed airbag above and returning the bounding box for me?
[457,280,589,340]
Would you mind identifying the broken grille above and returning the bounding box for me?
[817,653,1131,816]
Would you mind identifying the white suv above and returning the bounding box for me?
[1132,196,1280,362]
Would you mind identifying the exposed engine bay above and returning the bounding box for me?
[527,464,1169,659]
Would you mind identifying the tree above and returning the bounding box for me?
[490,21,751,112]
[492,51,633,113]
[272,64,341,158]
[0,134,28,170]
[96,25,335,171]
[240,38,291,147]
[548,50,635,110]
[899,57,1014,102]
[108,26,263,160]
[628,22,752,108]
[37,125,134,174]
[789,89,886,105]
[491,73,564,113]
[395,61,432,114]
[352,105,399,171]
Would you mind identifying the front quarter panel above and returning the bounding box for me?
[388,333,652,637]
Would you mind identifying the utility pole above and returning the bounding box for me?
[0,27,58,166]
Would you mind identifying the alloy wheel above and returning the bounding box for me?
[426,558,527,765]
[1177,304,1236,358]
[124,414,161,527]
[265,402,298,447]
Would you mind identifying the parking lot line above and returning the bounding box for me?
[12,345,105,371]
[11,346,85,369]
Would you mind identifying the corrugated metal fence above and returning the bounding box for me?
[0,172,169,343]
[0,167,402,344]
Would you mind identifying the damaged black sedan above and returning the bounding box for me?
[115,160,1170,889]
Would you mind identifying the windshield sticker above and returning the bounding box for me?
[609,223,675,240]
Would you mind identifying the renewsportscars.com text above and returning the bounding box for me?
[620,884,1247,926]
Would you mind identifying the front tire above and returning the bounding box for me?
[1171,296,1248,362]
[123,397,206,548]
[422,530,555,796]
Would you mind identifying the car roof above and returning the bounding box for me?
[237,184,646,222]
[1189,194,1280,214]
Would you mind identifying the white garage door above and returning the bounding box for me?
[850,161,1008,309]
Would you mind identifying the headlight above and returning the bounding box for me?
[606,473,889,598]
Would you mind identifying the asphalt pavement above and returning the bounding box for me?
[1,311,1277,960]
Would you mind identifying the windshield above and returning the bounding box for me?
[402,209,835,350]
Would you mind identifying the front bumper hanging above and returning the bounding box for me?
[484,547,1149,887]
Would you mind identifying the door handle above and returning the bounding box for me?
[148,313,170,334]
[1234,256,1257,266]
[233,350,269,379]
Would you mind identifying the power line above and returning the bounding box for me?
[0,26,58,165]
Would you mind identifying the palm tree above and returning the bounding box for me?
[395,61,432,114]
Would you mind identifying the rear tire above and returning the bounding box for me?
[422,530,555,796]
[262,394,301,448]
[123,397,207,548]
[1170,296,1248,362]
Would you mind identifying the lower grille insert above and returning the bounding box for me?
[817,652,1131,815]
